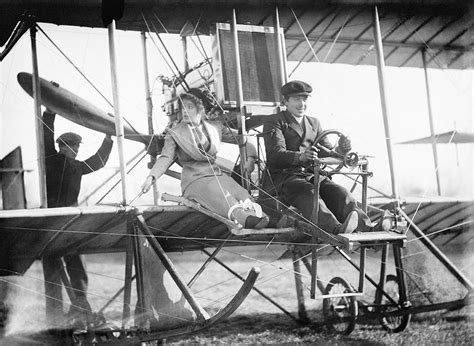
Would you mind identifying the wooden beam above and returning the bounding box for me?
[135,214,209,320]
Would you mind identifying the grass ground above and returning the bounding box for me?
[166,314,473,344]
[1,243,473,344]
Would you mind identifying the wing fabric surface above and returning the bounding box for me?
[0,205,309,276]
[371,199,474,311]
[0,1,471,69]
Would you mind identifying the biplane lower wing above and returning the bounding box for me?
[0,205,310,276]
[0,205,128,275]
[371,198,474,246]
[2,198,471,276]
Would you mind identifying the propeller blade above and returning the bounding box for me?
[17,72,151,145]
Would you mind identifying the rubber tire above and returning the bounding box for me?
[380,274,411,333]
[322,276,358,335]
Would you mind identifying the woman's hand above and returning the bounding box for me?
[141,176,155,193]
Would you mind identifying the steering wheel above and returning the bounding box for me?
[312,129,359,174]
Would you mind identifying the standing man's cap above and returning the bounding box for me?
[281,80,313,97]
[56,132,82,146]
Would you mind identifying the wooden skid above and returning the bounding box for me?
[95,267,261,343]
[359,297,469,322]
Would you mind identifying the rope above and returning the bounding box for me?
[36,24,112,108]
[290,8,320,63]
[406,220,474,244]
[142,14,181,81]
[322,12,352,63]
[36,24,146,142]
[3,12,470,327]
[0,274,192,323]
[96,150,149,204]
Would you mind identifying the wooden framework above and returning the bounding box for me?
[1,2,473,343]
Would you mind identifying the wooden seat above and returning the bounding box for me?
[337,231,407,250]
[230,227,296,236]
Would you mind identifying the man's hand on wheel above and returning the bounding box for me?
[338,135,352,153]
[299,146,319,162]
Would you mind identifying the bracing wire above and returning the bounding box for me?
[36,24,148,142]
[290,8,320,64]
[0,274,193,323]
[3,8,471,329]
[322,12,351,63]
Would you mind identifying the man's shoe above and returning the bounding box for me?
[372,210,392,232]
[89,312,107,330]
[0,302,9,329]
[335,211,359,234]
[245,215,270,229]
[66,310,88,332]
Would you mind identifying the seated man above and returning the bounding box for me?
[42,108,113,327]
[263,80,390,234]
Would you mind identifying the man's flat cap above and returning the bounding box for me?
[281,80,312,97]
[56,132,82,146]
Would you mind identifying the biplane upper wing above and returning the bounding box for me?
[0,0,471,69]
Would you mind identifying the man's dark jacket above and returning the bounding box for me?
[43,112,113,207]
[263,110,331,194]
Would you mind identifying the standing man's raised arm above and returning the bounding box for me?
[81,135,114,174]
[42,109,57,156]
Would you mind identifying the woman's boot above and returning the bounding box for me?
[229,205,269,229]
[244,214,270,229]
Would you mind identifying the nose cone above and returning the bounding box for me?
[17,72,33,96]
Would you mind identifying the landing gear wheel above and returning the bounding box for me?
[322,276,358,335]
[380,274,411,333]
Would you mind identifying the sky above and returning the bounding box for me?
[0,23,472,209]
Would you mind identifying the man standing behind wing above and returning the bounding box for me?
[42,108,113,328]
[263,81,390,234]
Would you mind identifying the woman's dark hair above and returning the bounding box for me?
[187,88,215,113]
[181,92,205,113]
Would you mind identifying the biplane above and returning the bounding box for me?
[0,0,473,343]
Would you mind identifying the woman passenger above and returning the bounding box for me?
[141,88,269,229]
